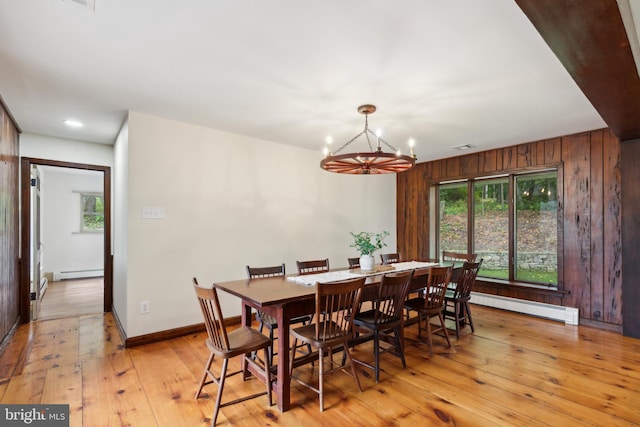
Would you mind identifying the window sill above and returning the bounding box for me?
[474,277,569,299]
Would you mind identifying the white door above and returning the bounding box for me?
[30,165,43,320]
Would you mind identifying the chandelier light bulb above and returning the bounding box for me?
[409,138,416,158]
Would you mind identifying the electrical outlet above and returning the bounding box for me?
[140,300,150,314]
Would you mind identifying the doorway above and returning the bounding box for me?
[20,157,112,324]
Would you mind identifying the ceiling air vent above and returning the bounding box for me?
[451,144,473,151]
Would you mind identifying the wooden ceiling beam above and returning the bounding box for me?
[516,0,640,141]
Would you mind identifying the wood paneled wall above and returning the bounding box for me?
[0,97,20,347]
[397,128,622,328]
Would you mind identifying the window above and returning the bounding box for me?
[473,177,509,280]
[514,172,557,285]
[439,182,468,254]
[81,193,104,232]
[437,170,558,287]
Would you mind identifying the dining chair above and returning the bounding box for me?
[404,266,453,356]
[347,257,360,269]
[442,250,477,263]
[246,264,312,364]
[192,278,272,426]
[296,258,330,275]
[441,251,476,286]
[443,260,483,339]
[349,270,414,383]
[380,252,400,265]
[289,276,366,411]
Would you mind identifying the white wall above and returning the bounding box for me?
[20,133,114,168]
[113,121,129,332]
[40,168,103,277]
[119,111,397,338]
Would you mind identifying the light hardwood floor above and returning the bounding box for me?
[1,305,639,426]
[37,278,103,321]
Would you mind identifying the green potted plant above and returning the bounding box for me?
[350,231,389,271]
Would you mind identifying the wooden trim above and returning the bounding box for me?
[110,305,127,347]
[123,314,248,348]
[19,157,113,323]
[125,323,206,348]
[473,278,569,308]
[0,318,20,356]
[516,0,640,142]
[579,317,623,334]
[0,93,21,133]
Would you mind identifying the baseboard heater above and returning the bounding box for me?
[53,269,104,281]
[470,292,579,325]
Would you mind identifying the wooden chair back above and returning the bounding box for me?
[192,278,230,352]
[442,251,477,263]
[246,264,285,278]
[452,260,483,300]
[373,270,414,324]
[380,253,400,265]
[347,257,360,269]
[425,266,453,310]
[315,277,366,340]
[297,258,330,275]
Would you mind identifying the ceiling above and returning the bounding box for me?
[0,0,610,162]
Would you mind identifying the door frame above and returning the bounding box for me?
[20,157,112,323]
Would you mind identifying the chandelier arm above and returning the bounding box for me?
[365,129,398,152]
[332,130,367,155]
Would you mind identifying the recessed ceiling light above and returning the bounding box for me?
[64,119,84,128]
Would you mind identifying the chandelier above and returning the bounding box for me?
[320,104,416,174]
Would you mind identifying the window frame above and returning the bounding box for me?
[80,192,105,233]
[435,166,562,290]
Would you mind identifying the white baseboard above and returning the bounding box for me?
[53,269,104,281]
[470,292,579,325]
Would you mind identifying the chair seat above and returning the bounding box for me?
[207,326,271,358]
[404,297,443,315]
[353,309,399,326]
[291,322,352,346]
[257,312,311,329]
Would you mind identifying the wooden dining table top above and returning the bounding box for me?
[212,260,456,308]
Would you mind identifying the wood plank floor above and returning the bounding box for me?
[1,305,639,426]
[37,278,103,321]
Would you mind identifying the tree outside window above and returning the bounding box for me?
[82,193,104,232]
[437,170,558,287]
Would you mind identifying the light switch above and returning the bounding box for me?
[142,207,166,219]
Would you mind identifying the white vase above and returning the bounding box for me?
[359,254,374,271]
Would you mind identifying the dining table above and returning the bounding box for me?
[211,260,451,412]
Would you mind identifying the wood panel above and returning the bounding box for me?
[397,128,623,329]
[621,138,640,337]
[589,130,604,321]
[0,96,20,350]
[561,133,592,316]
[603,129,622,324]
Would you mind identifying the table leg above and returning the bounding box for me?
[275,306,292,412]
